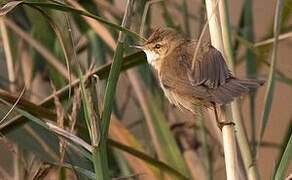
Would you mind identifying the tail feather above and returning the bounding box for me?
[211,78,265,104]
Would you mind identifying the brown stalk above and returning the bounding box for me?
[69,87,81,132]
[86,88,100,147]
[45,120,94,153]
[51,82,66,164]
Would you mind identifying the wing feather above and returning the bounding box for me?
[188,44,231,88]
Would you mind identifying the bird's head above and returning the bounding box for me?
[132,28,183,68]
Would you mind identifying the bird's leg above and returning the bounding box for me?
[212,103,235,130]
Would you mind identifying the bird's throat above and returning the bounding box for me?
[144,50,162,70]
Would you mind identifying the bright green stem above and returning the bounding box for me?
[93,143,110,180]
[101,42,123,139]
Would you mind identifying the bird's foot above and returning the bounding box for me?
[218,122,235,130]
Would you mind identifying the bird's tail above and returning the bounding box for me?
[211,78,265,105]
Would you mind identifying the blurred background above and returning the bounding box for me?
[0,0,291,179]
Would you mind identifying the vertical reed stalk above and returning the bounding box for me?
[205,0,239,179]
[218,0,260,179]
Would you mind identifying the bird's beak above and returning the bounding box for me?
[129,44,144,49]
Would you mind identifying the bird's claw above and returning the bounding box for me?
[218,122,235,130]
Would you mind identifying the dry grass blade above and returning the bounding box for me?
[0,1,22,16]
[45,121,94,153]
[0,88,25,124]
[69,87,81,132]
[51,82,64,129]
[86,88,100,147]
[51,82,66,164]
[254,31,292,47]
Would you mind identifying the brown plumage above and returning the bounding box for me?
[133,28,264,127]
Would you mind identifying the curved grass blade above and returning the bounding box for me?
[3,18,73,80]
[259,0,284,140]
[29,5,72,96]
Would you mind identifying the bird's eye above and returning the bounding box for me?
[154,44,162,49]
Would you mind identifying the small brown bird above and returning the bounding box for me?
[133,28,264,128]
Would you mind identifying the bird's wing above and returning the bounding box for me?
[159,43,213,100]
[190,44,232,88]
[160,71,211,100]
